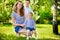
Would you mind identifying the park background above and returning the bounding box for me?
[0,0,60,40]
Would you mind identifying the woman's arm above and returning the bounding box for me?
[33,20,36,29]
[11,17,25,27]
[11,17,21,26]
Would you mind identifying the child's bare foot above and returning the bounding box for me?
[29,36,32,38]
[35,37,38,40]
[26,37,29,40]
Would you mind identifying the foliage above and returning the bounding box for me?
[0,0,17,24]
[0,0,60,24]
[30,0,54,24]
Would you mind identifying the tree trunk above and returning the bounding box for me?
[53,0,58,34]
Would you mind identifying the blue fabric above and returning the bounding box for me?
[24,18,36,29]
[26,27,35,31]
[15,26,23,33]
[11,12,24,33]
[11,11,24,24]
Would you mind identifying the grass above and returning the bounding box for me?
[0,24,60,40]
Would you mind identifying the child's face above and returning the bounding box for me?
[28,13,32,19]
[25,1,30,7]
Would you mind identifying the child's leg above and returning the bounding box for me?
[32,30,37,39]
[26,30,30,40]
[29,31,33,38]
[30,31,33,35]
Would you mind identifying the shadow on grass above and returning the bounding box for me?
[37,26,46,28]
[0,33,60,40]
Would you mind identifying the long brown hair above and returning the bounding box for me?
[13,1,24,16]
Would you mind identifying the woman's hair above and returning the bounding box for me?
[13,1,24,16]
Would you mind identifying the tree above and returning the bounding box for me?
[53,0,58,34]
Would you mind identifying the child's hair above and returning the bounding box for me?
[25,0,30,3]
[28,12,33,16]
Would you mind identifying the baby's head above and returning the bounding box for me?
[27,12,33,19]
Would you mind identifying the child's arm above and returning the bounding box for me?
[24,19,27,25]
[33,20,36,29]
[23,19,27,28]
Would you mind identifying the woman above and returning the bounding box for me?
[11,1,26,37]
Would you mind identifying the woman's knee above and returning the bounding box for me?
[18,29,26,33]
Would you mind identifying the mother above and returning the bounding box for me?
[11,1,26,37]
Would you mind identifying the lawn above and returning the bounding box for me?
[0,24,60,40]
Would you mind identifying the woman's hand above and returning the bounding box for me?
[20,24,25,27]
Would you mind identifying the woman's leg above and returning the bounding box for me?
[18,28,27,35]
[16,33,20,38]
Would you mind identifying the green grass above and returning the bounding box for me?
[0,24,60,40]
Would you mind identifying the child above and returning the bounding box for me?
[24,12,37,40]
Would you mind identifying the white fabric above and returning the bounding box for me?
[24,6,32,18]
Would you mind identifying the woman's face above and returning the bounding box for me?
[17,2,22,9]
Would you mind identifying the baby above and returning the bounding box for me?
[24,12,37,40]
